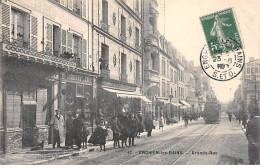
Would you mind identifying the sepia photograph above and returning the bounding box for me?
[0,0,259,165]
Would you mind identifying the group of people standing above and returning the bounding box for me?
[49,110,166,151]
[50,109,88,150]
[107,112,155,148]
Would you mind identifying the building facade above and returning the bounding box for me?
[0,0,95,154]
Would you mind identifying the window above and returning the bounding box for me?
[102,0,108,25]
[73,35,80,57]
[151,54,155,70]
[174,71,178,82]
[162,58,165,75]
[53,25,61,56]
[135,0,139,12]
[11,8,29,47]
[73,0,81,15]
[162,80,166,97]
[136,60,140,80]
[149,17,155,34]
[170,69,173,82]
[100,43,109,70]
[6,91,21,128]
[135,27,139,45]
[121,15,126,37]
[121,53,126,75]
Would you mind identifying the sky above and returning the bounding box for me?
[157,0,260,103]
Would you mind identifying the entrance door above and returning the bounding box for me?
[21,105,36,147]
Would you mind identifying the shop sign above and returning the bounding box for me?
[245,59,260,81]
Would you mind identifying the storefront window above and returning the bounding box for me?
[6,91,21,128]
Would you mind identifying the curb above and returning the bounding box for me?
[30,121,187,165]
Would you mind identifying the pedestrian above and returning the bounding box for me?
[73,112,85,150]
[159,116,164,130]
[65,112,74,149]
[50,109,65,148]
[183,112,189,127]
[136,112,144,138]
[88,121,108,151]
[242,112,248,129]
[237,111,242,124]
[228,112,232,122]
[128,113,138,147]
[246,108,260,165]
[144,113,153,137]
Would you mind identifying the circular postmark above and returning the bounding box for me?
[200,38,245,81]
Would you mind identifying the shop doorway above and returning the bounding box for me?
[21,104,36,147]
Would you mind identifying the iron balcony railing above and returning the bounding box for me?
[1,35,76,71]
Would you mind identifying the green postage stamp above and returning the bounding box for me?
[200,8,243,56]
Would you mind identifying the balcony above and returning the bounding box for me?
[144,69,159,83]
[100,69,110,78]
[145,33,159,46]
[100,20,109,33]
[1,35,76,71]
[120,34,127,43]
[121,73,128,83]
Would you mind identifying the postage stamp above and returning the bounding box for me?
[200,8,244,81]
[200,8,243,56]
[200,38,245,81]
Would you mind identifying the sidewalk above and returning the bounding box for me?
[0,118,189,165]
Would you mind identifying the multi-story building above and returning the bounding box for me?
[92,0,149,120]
[184,60,197,113]
[143,0,160,117]
[240,57,260,118]
[0,0,95,153]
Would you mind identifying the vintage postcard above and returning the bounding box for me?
[0,0,259,166]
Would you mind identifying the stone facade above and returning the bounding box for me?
[6,128,23,154]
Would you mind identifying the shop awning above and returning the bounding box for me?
[171,103,182,106]
[103,87,152,103]
[156,97,169,104]
[180,100,191,107]
[180,106,187,109]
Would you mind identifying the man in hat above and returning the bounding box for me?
[50,109,65,148]
[246,107,260,164]
[73,111,85,150]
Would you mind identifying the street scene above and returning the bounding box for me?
[0,0,259,165]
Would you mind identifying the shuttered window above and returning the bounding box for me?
[67,32,73,53]
[82,0,87,19]
[82,39,87,68]
[31,16,38,51]
[61,29,67,54]
[45,23,53,53]
[2,4,11,41]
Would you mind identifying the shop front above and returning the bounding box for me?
[96,77,150,124]
[60,72,95,133]
[0,38,76,153]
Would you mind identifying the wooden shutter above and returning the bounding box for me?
[82,38,87,68]
[2,3,11,41]
[31,16,38,51]
[82,0,87,19]
[68,0,73,10]
[61,29,67,54]
[45,22,53,53]
[67,31,73,53]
